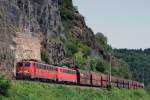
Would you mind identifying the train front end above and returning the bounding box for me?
[16,61,34,79]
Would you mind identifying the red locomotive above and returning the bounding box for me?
[16,60,144,89]
[16,60,77,83]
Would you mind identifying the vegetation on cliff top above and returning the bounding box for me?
[0,80,150,100]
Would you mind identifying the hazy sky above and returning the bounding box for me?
[73,0,150,49]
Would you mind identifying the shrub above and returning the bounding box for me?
[88,56,97,71]
[65,41,78,57]
[74,52,86,69]
[87,56,107,72]
[64,32,79,57]
[95,33,112,53]
[95,58,107,73]
[106,84,112,91]
[0,76,11,96]
[58,0,75,21]
[41,51,49,64]
[79,44,91,58]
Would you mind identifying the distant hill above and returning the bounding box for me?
[113,49,150,88]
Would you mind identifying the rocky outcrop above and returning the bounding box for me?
[0,28,15,78]
[0,0,65,77]
[16,0,65,65]
[59,0,101,57]
[71,13,96,49]
[0,0,16,77]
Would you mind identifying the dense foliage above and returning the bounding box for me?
[1,80,150,100]
[113,49,150,88]
[0,76,11,96]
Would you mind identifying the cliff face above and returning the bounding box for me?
[70,13,96,49]
[0,0,65,77]
[16,0,65,65]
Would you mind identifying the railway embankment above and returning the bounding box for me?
[1,80,150,100]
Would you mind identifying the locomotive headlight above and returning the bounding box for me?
[24,70,29,73]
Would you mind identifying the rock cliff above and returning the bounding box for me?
[0,0,65,78]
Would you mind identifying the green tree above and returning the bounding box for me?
[95,33,112,53]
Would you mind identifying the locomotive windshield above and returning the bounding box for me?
[17,62,23,67]
[16,62,31,67]
[24,62,30,67]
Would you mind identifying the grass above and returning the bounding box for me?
[0,80,150,100]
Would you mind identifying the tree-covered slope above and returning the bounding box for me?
[1,80,150,100]
[113,49,150,88]
[58,0,130,79]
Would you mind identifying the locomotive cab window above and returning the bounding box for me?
[17,62,23,67]
[24,62,31,67]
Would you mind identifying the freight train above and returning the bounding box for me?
[15,60,144,89]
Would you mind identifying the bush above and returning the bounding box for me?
[41,51,49,64]
[58,0,75,21]
[95,33,112,53]
[79,44,91,58]
[86,56,107,72]
[106,84,112,91]
[0,76,11,96]
[95,58,107,73]
[64,32,79,57]
[65,41,78,57]
[74,52,86,69]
